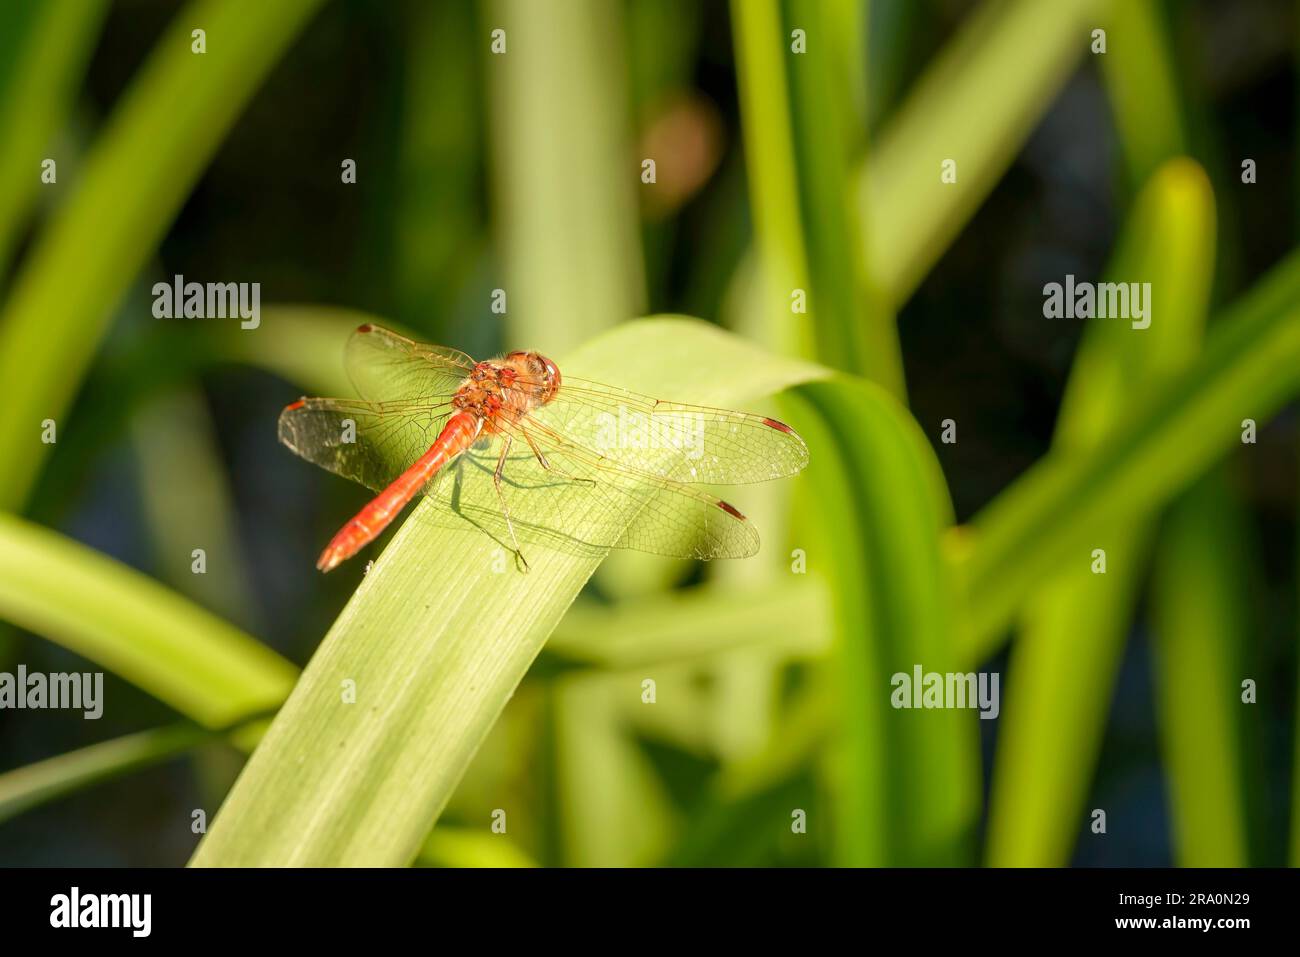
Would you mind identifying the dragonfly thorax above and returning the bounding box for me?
[454,352,561,425]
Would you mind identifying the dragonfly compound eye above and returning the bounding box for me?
[536,354,561,402]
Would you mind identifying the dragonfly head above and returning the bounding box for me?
[504,351,562,405]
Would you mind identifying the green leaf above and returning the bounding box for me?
[732,0,973,864]
[0,0,325,511]
[190,316,826,867]
[791,378,979,865]
[729,0,812,357]
[484,0,645,353]
[1097,0,1187,186]
[1151,473,1255,865]
[416,826,539,868]
[0,513,296,728]
[864,0,1103,305]
[985,158,1216,866]
[784,0,902,393]
[132,388,260,630]
[0,0,108,279]
[955,244,1300,661]
[543,578,826,674]
[0,723,209,823]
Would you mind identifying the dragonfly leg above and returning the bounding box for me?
[522,429,596,486]
[494,435,529,571]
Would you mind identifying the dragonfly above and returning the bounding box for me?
[279,323,809,572]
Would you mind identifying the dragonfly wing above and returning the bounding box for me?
[422,421,758,560]
[278,397,453,493]
[343,324,473,402]
[537,377,808,485]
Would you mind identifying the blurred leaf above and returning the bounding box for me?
[1151,473,1254,866]
[1098,6,1260,868]
[541,578,827,674]
[663,768,815,867]
[985,158,1216,866]
[417,826,538,868]
[790,378,979,865]
[190,316,826,866]
[132,388,259,631]
[0,723,208,824]
[955,245,1300,660]
[730,0,812,358]
[29,305,361,525]
[864,0,1102,306]
[485,0,645,353]
[0,513,296,728]
[394,0,485,337]
[733,0,974,864]
[0,0,325,510]
[0,0,108,280]
[209,305,376,398]
[1097,0,1186,185]
[784,0,903,394]
[553,674,675,866]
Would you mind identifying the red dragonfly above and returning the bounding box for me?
[279,324,808,572]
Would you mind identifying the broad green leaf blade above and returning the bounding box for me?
[0,513,296,727]
[0,0,325,510]
[864,0,1102,305]
[986,158,1215,866]
[190,317,827,867]
[955,245,1300,661]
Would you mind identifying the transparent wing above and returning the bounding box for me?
[425,420,760,560]
[344,324,473,402]
[285,325,801,560]
[278,397,454,492]
[539,377,808,485]
[280,397,757,560]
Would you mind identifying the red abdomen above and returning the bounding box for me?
[316,411,480,571]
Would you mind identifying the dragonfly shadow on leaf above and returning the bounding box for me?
[412,442,643,562]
